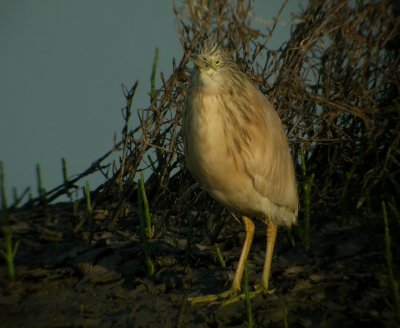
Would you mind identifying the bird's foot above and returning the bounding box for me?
[254,283,275,296]
[215,284,275,307]
[187,289,236,305]
[188,285,275,307]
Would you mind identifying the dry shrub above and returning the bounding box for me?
[25,0,400,226]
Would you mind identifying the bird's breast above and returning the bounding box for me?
[186,94,227,178]
[185,92,249,206]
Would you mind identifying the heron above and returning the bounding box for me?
[183,41,298,304]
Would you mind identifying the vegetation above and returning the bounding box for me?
[138,171,155,276]
[1,0,399,326]
[0,225,19,282]
[0,161,20,282]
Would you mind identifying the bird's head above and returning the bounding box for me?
[191,54,222,71]
[191,41,230,71]
[190,42,237,91]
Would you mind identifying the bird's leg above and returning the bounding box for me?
[232,216,255,292]
[188,216,255,305]
[261,217,277,292]
[220,219,277,306]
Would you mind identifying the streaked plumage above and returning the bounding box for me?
[183,42,298,302]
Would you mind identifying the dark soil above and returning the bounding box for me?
[0,203,398,327]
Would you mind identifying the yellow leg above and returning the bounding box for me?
[232,216,255,292]
[220,219,277,306]
[261,218,277,291]
[188,216,255,305]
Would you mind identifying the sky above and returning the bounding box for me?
[0,0,301,205]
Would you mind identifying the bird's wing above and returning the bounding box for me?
[239,80,298,215]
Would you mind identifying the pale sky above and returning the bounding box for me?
[0,0,301,204]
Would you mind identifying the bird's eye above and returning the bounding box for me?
[215,59,220,65]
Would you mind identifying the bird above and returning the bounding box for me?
[183,41,298,304]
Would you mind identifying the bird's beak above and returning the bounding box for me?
[191,54,209,70]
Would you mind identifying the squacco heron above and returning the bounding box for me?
[183,42,298,304]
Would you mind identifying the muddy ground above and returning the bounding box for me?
[0,203,398,327]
